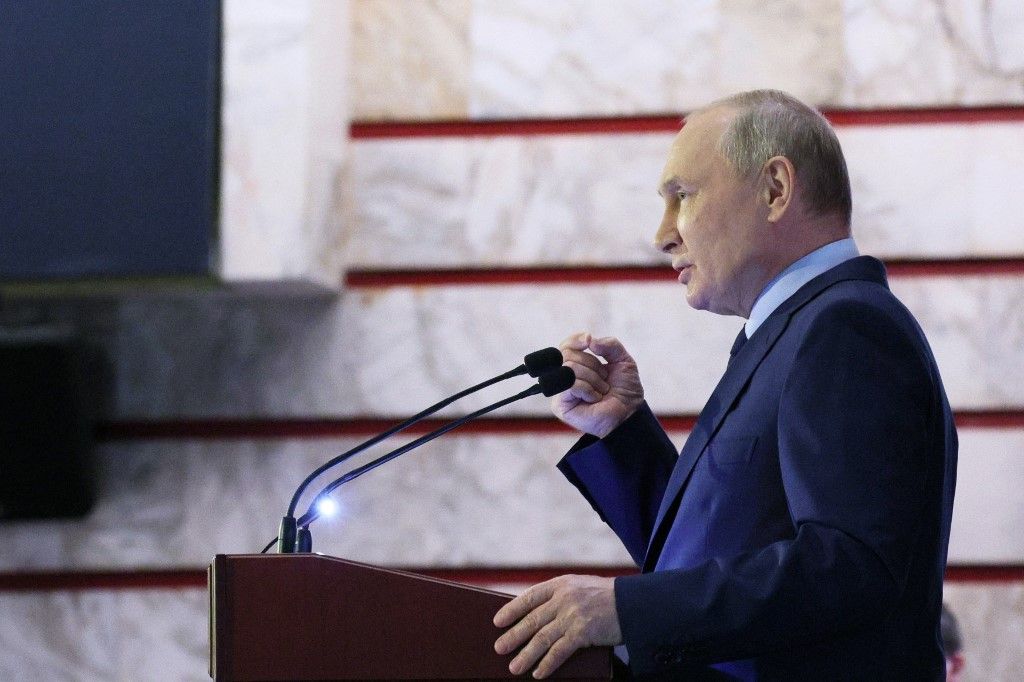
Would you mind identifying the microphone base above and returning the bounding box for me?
[277,516,298,554]
[295,527,313,553]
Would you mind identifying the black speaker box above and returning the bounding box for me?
[0,336,96,519]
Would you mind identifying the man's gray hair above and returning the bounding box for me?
[697,90,853,226]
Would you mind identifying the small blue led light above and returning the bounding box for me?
[316,497,339,518]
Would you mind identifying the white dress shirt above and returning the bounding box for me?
[745,237,860,338]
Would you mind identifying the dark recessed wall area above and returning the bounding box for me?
[0,0,220,281]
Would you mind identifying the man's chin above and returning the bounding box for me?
[685,288,733,316]
[684,287,709,312]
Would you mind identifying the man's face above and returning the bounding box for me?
[655,109,770,317]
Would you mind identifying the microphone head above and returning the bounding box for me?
[524,347,564,377]
[537,366,576,397]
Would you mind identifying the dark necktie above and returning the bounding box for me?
[729,327,748,363]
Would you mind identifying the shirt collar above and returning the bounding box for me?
[745,237,860,337]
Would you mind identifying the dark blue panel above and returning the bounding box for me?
[0,0,220,280]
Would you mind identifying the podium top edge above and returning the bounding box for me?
[211,553,516,599]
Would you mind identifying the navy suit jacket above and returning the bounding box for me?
[559,257,958,681]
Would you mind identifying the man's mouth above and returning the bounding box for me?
[674,263,692,284]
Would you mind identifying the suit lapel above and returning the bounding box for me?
[641,314,789,571]
[641,256,890,571]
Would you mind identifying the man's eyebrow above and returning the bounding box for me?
[658,178,681,197]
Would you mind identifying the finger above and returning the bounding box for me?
[494,600,557,655]
[568,382,603,404]
[532,635,580,679]
[494,582,554,628]
[589,336,633,364]
[563,360,610,393]
[553,389,583,411]
[561,348,609,379]
[558,332,592,353]
[509,619,564,676]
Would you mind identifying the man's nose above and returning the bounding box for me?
[654,211,681,254]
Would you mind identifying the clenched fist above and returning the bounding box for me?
[552,332,644,438]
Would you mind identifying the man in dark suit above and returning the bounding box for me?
[493,90,958,680]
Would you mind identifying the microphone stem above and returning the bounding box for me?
[296,385,542,528]
[285,366,524,517]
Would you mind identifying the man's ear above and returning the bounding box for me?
[761,155,796,223]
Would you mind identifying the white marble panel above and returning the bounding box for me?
[947,429,1024,564]
[889,276,1024,410]
[350,0,1024,120]
[352,0,471,119]
[0,435,630,572]
[843,123,1024,258]
[348,134,668,268]
[34,286,735,419]
[0,589,208,682]
[0,426,1020,572]
[942,583,1024,682]
[347,123,1024,268]
[840,0,1024,107]
[716,0,847,102]
[19,274,1024,418]
[468,0,740,117]
[220,0,349,288]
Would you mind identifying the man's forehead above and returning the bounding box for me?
[680,107,733,146]
[659,109,732,187]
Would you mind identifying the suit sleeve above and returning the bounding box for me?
[614,299,942,670]
[557,402,678,566]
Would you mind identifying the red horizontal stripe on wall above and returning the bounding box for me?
[346,266,675,287]
[944,565,1024,582]
[825,106,1024,127]
[345,259,1024,288]
[1,564,1020,592]
[885,258,1024,277]
[954,411,1024,429]
[352,115,684,138]
[350,107,1024,139]
[95,411,1022,442]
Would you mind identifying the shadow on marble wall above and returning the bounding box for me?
[5,273,1023,423]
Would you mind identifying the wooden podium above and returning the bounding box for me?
[209,554,613,680]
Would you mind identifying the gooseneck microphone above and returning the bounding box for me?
[283,347,562,521]
[266,349,566,554]
[295,366,575,531]
[267,365,575,554]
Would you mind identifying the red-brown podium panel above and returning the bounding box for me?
[209,554,613,681]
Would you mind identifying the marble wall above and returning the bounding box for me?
[0,427,1018,571]
[352,0,471,119]
[351,0,1024,120]
[3,1,1023,680]
[10,272,1024,421]
[0,589,209,682]
[219,0,350,288]
[346,122,1024,268]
